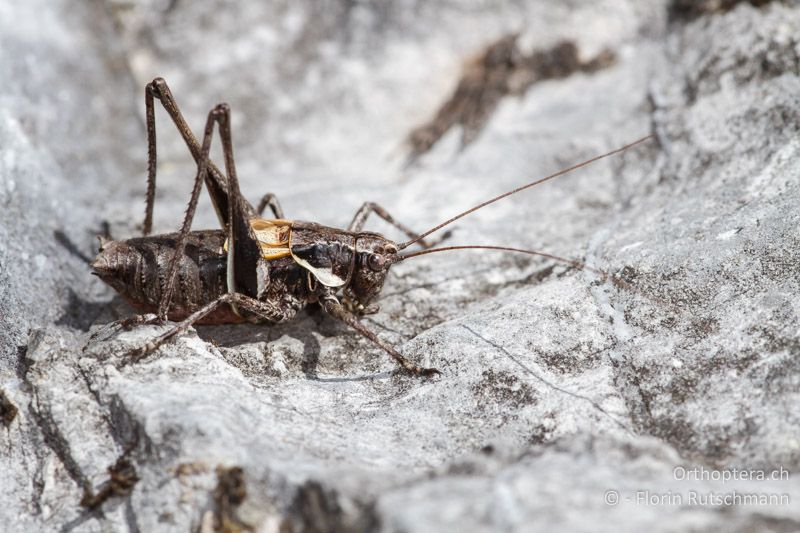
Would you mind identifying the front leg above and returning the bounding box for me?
[348,202,449,249]
[319,293,439,377]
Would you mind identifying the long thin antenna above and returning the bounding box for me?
[397,244,669,307]
[398,135,653,250]
[399,245,604,276]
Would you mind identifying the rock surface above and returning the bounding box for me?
[2,0,799,531]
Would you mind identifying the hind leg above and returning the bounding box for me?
[128,293,288,363]
[142,78,255,235]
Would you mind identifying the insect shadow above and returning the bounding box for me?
[51,229,113,331]
[198,310,324,380]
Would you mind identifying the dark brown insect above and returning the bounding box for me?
[91,78,651,376]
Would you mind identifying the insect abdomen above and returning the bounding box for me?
[92,231,231,321]
[92,230,314,324]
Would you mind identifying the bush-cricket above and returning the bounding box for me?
[90,78,653,376]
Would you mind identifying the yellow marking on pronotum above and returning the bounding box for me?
[224,218,293,260]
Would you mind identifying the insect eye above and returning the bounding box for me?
[367,253,386,271]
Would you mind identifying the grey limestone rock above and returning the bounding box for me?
[1,0,799,531]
